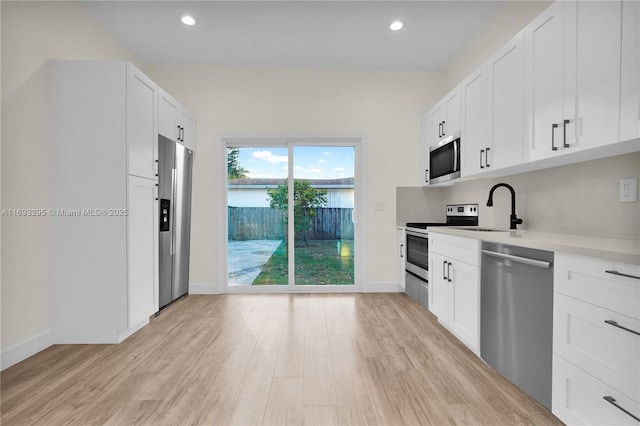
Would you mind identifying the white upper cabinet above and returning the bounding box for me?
[487,31,526,170]
[525,1,622,161]
[461,63,489,177]
[463,30,526,179]
[427,85,461,145]
[620,0,640,142]
[126,63,158,180]
[159,89,180,142]
[159,88,196,151]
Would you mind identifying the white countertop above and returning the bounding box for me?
[427,227,640,265]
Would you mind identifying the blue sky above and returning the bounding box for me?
[234,146,354,179]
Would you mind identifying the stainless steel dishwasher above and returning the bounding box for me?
[481,242,554,409]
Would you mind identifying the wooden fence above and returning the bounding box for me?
[228,207,354,240]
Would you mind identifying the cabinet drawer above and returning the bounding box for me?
[554,293,639,403]
[553,354,640,425]
[428,232,480,266]
[555,253,640,320]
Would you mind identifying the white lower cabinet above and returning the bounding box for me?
[553,355,640,425]
[428,232,480,354]
[553,253,640,425]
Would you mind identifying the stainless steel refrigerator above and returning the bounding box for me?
[158,135,193,309]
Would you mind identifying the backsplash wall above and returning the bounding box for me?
[398,152,640,239]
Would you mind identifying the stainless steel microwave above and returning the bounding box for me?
[429,132,461,184]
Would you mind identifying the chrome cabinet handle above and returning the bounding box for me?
[603,396,640,422]
[442,120,446,135]
[425,169,429,183]
[400,244,404,258]
[480,149,485,169]
[447,262,452,282]
[605,270,640,280]
[551,123,558,151]
[443,260,447,280]
[604,320,640,337]
[563,119,570,148]
[485,147,490,168]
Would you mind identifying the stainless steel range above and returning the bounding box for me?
[404,204,478,306]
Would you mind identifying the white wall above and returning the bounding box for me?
[146,64,443,292]
[1,1,140,354]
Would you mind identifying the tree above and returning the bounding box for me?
[227,148,249,179]
[267,181,328,247]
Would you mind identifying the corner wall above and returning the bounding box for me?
[1,1,140,363]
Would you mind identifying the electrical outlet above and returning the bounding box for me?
[619,178,638,202]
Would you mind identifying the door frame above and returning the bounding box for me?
[219,136,365,293]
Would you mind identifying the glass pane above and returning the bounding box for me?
[293,146,355,285]
[227,147,288,286]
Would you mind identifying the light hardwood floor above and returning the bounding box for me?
[1,294,562,425]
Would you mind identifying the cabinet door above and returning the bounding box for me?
[429,252,453,323]
[178,108,196,151]
[127,176,159,328]
[488,31,525,169]
[450,261,480,353]
[159,89,180,142]
[443,86,461,137]
[461,64,489,177]
[421,112,431,185]
[127,64,158,179]
[620,0,640,142]
[525,1,566,161]
[564,0,621,152]
[429,103,444,144]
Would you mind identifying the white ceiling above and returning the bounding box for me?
[82,1,506,71]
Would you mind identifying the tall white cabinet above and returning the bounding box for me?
[50,60,160,343]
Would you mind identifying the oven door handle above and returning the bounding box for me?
[405,229,428,238]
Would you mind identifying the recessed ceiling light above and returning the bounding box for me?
[390,21,403,31]
[181,15,196,26]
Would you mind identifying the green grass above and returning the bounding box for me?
[253,239,354,285]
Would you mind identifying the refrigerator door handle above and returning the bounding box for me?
[171,168,177,255]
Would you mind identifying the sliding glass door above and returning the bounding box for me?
[226,140,357,289]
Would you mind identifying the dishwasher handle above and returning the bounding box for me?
[482,249,551,269]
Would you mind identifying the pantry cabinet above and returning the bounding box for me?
[525,1,622,161]
[428,232,480,354]
[49,60,160,343]
[159,88,196,151]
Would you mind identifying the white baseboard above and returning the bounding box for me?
[1,329,52,371]
[189,282,220,294]
[364,281,402,293]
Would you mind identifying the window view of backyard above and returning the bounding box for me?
[227,145,355,287]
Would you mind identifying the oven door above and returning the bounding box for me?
[405,230,429,281]
[429,133,461,184]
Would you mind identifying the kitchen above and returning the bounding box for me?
[2,1,639,425]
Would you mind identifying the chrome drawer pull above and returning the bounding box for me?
[605,270,640,280]
[604,320,640,337]
[603,396,640,422]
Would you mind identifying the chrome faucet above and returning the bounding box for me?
[487,183,523,230]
